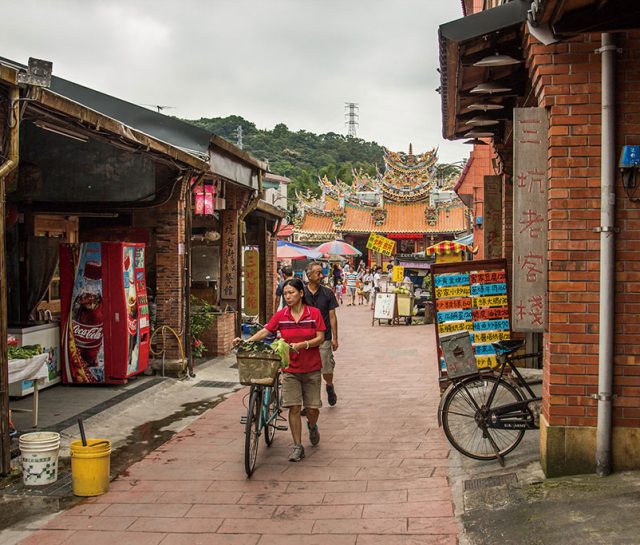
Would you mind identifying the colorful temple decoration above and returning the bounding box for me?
[293,145,468,260]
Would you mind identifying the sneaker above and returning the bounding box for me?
[288,444,305,462]
[308,423,320,446]
[326,384,337,406]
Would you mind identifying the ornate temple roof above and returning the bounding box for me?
[293,145,467,241]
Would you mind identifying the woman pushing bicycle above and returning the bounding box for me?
[234,278,325,462]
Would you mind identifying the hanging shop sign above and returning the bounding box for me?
[430,259,511,380]
[243,249,260,316]
[366,232,395,257]
[221,210,238,300]
[483,175,503,259]
[513,108,548,332]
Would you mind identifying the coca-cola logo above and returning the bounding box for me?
[73,322,103,347]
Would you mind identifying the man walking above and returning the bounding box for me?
[304,261,339,406]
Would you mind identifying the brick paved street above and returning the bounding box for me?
[19,305,460,545]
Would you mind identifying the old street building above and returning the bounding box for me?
[0,58,281,471]
[439,0,640,476]
[294,146,468,264]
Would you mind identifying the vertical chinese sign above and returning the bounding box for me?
[513,108,548,332]
[484,175,502,259]
[243,249,260,316]
[431,260,511,375]
[221,210,238,301]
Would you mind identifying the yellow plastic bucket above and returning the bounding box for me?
[70,439,111,497]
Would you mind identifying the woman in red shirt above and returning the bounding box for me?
[235,278,325,462]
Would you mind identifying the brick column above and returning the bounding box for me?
[526,32,604,475]
[152,191,187,361]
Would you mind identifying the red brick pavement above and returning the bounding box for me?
[20,305,460,545]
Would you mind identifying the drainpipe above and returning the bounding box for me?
[596,32,616,477]
[0,85,19,476]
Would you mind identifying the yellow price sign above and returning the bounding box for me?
[476,355,498,369]
[366,233,396,257]
[472,295,508,308]
[392,266,405,283]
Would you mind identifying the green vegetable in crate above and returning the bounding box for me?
[237,340,276,354]
[8,344,43,360]
[270,339,290,368]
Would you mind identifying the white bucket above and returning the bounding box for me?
[19,431,61,486]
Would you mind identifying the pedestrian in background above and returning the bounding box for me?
[345,269,358,306]
[235,278,325,462]
[276,266,294,309]
[304,261,340,407]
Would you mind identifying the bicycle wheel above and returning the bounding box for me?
[264,372,280,446]
[244,387,262,477]
[441,375,525,461]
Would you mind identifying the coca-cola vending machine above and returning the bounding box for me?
[60,242,150,384]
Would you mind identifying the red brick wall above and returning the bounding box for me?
[526,30,640,429]
[134,187,187,359]
[209,311,236,356]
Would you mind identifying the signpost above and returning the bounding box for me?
[221,210,238,301]
[484,175,502,259]
[430,259,511,382]
[243,249,260,316]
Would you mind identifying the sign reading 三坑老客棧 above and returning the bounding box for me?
[431,259,511,375]
[513,107,548,332]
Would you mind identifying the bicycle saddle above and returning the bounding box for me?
[492,339,525,354]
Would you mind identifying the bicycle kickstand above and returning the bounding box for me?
[484,427,506,467]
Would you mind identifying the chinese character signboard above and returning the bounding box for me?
[221,210,238,300]
[366,233,395,257]
[391,265,405,283]
[243,249,260,316]
[513,108,548,332]
[430,259,511,378]
[484,175,502,259]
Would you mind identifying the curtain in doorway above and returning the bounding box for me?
[25,236,59,321]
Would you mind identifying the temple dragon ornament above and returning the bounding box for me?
[293,145,467,251]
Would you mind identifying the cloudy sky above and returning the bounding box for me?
[3,0,468,164]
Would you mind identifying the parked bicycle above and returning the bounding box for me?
[439,339,542,466]
[236,339,289,477]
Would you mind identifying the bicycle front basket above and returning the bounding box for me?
[236,351,281,386]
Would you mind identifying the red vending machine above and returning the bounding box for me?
[60,242,150,384]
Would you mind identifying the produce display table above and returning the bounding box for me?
[8,353,49,427]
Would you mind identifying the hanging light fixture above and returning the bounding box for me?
[465,129,495,138]
[473,52,521,67]
[465,116,500,127]
[470,82,512,94]
[467,102,504,111]
[463,139,489,145]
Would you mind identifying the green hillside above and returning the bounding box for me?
[185,115,384,199]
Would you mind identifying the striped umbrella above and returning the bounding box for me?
[277,240,322,260]
[425,240,476,256]
[314,239,362,257]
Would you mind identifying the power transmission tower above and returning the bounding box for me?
[234,125,243,149]
[344,102,359,138]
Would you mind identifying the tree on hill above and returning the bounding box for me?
[184,115,385,201]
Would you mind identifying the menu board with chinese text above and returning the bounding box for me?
[431,259,511,377]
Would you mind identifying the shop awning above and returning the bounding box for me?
[438,1,530,141]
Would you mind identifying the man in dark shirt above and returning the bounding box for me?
[304,261,339,406]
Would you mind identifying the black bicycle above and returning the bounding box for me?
[439,339,542,466]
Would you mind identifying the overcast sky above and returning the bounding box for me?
[3,0,468,164]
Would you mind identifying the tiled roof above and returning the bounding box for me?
[298,213,334,234]
[340,203,466,234]
[296,203,466,236]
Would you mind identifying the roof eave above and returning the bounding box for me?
[29,86,209,171]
